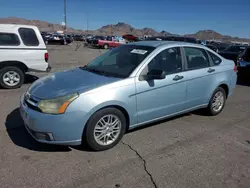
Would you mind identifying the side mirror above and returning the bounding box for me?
[140,69,166,80]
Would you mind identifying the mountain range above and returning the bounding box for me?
[0,17,249,42]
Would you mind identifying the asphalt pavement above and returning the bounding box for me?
[0,44,250,188]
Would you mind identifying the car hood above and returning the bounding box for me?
[28,67,121,99]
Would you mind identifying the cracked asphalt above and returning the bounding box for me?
[0,43,250,188]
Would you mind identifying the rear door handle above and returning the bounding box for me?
[173,75,184,81]
[207,68,215,73]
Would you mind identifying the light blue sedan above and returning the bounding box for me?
[19,41,237,151]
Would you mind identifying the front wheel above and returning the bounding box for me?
[0,66,25,89]
[206,87,226,116]
[83,108,126,151]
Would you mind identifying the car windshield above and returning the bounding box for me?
[82,44,155,78]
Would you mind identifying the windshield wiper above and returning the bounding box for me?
[80,66,119,77]
[80,65,127,78]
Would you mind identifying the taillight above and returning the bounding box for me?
[45,52,49,62]
[234,65,238,72]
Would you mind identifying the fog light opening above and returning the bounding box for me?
[34,132,54,141]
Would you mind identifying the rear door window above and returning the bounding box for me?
[0,33,20,46]
[184,47,210,70]
[18,28,39,46]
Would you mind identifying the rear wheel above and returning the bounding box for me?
[206,87,226,116]
[83,107,126,151]
[0,66,25,89]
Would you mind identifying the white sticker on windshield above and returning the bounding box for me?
[168,48,174,53]
[130,49,148,55]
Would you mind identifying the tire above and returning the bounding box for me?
[83,107,126,151]
[0,66,25,89]
[206,87,226,116]
[103,44,109,49]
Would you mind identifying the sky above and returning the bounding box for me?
[0,0,250,38]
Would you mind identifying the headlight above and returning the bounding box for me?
[38,93,79,114]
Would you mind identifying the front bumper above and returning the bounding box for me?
[19,94,86,146]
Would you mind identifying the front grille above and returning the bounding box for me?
[24,93,42,112]
[24,100,42,112]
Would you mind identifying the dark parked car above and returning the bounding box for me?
[72,35,84,41]
[218,45,246,63]
[145,36,198,44]
[41,32,53,44]
[206,41,230,51]
[206,44,219,52]
[236,47,250,78]
[46,34,73,45]
[122,34,138,42]
[216,43,231,51]
[87,36,106,44]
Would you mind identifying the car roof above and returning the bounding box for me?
[131,40,203,48]
[0,24,39,32]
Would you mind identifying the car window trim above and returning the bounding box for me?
[0,47,46,50]
[0,32,21,46]
[137,46,185,80]
[181,46,211,71]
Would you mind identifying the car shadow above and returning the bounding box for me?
[5,107,209,152]
[5,108,72,152]
[24,74,39,84]
[0,74,39,89]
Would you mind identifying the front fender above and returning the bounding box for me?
[88,100,132,120]
[68,87,137,129]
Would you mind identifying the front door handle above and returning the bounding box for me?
[207,68,215,73]
[173,75,184,81]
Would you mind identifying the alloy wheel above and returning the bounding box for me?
[2,71,21,87]
[93,114,122,146]
[212,91,224,112]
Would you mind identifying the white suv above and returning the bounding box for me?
[0,24,51,89]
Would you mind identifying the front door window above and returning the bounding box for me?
[141,47,182,75]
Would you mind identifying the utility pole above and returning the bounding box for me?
[64,0,67,33]
[86,13,89,35]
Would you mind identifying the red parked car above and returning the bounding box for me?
[92,36,123,49]
[122,34,138,42]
